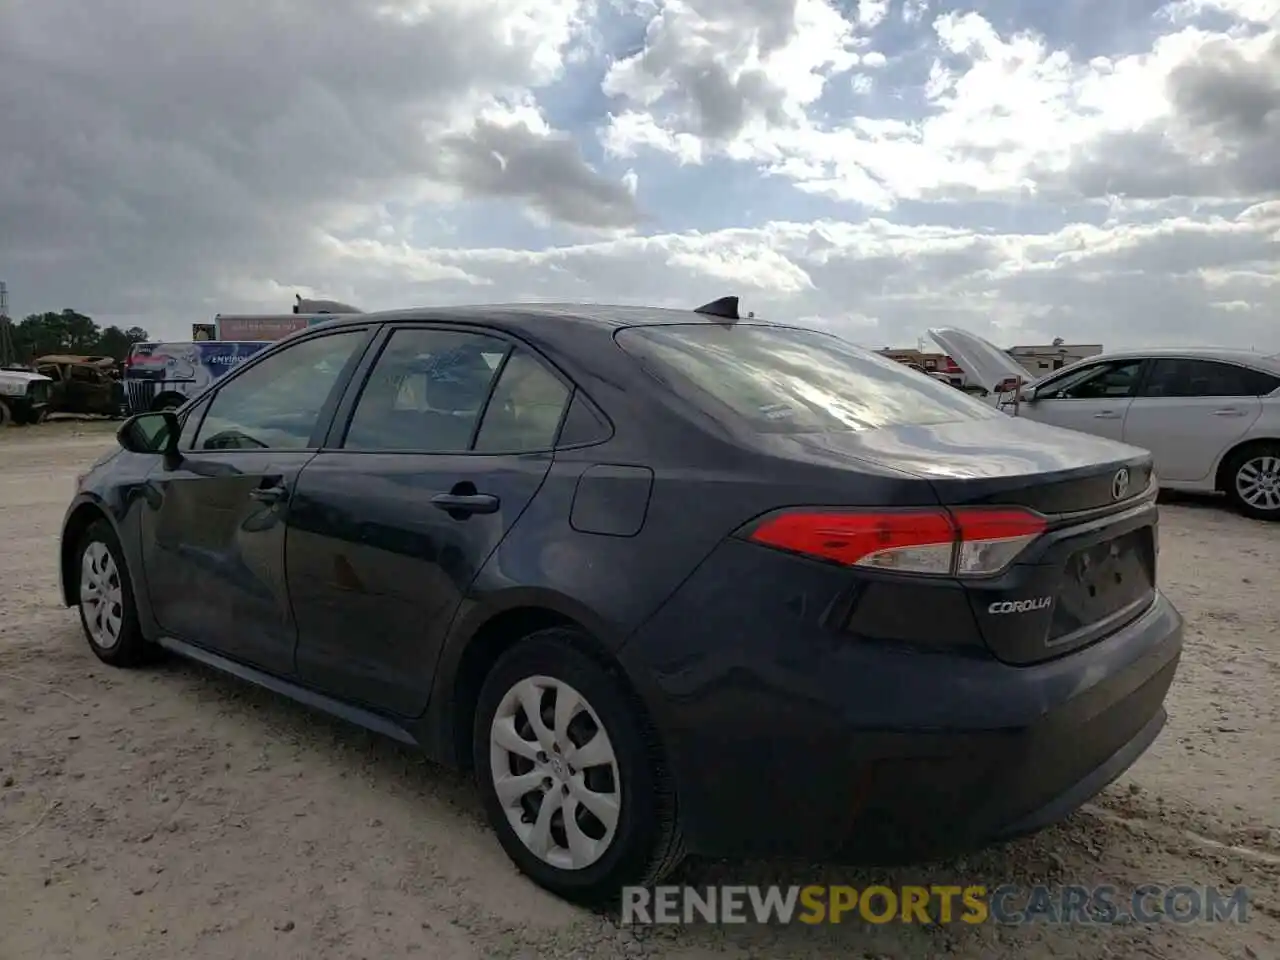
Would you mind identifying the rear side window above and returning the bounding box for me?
[472,349,571,452]
[1255,370,1280,396]
[343,328,507,452]
[615,324,998,434]
[1141,358,1280,398]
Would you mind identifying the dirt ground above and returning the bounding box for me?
[1,420,1276,960]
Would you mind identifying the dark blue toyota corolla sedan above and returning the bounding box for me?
[59,297,1183,903]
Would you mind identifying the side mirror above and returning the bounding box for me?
[117,411,181,457]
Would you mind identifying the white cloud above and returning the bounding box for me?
[324,200,1280,351]
[604,3,1280,209]
[2,0,1279,356]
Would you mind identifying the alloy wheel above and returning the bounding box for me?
[1235,455,1280,514]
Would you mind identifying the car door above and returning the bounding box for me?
[35,364,66,411]
[137,326,374,674]
[286,324,573,717]
[1121,357,1264,483]
[1019,357,1144,441]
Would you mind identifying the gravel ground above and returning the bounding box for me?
[1,420,1276,960]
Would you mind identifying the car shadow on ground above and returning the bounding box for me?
[1157,489,1241,518]
[122,647,1259,959]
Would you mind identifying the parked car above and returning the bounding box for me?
[33,355,127,418]
[929,328,1280,521]
[0,367,53,425]
[60,299,1183,903]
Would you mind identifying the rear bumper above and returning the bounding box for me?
[620,541,1184,863]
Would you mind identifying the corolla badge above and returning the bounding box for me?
[1112,468,1131,501]
[988,597,1053,614]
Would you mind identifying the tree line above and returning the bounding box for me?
[6,310,150,363]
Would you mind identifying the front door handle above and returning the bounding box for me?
[431,492,500,516]
[249,483,287,504]
[1093,411,1122,419]
[1213,408,1245,417]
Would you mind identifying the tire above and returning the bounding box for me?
[473,629,683,905]
[74,519,156,666]
[0,400,11,427]
[1223,443,1280,521]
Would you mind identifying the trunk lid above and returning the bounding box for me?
[775,416,1154,514]
[773,417,1159,664]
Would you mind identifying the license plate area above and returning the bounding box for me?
[1049,527,1154,643]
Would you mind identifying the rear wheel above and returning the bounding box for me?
[0,399,11,427]
[473,630,682,904]
[75,520,156,666]
[1224,443,1280,521]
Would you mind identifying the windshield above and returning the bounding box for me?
[615,323,1000,434]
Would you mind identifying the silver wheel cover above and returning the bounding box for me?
[80,541,124,649]
[488,675,621,870]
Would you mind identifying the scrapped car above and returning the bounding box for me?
[34,355,127,418]
[60,298,1184,903]
[929,328,1280,521]
[0,367,54,425]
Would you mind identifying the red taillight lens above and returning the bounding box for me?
[747,507,1046,577]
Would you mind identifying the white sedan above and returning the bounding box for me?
[929,329,1280,521]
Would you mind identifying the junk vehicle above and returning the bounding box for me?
[33,355,127,418]
[0,367,54,425]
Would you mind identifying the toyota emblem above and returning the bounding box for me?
[1112,468,1130,501]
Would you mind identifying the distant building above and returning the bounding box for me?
[1007,343,1103,375]
[877,348,966,386]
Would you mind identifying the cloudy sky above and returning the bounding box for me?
[1,0,1277,350]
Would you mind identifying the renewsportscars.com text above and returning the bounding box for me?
[621,884,1250,926]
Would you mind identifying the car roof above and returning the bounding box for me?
[315,301,757,333]
[1085,346,1280,372]
[305,300,793,363]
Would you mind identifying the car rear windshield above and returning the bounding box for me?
[615,323,998,434]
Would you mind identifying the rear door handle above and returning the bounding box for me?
[431,493,500,516]
[249,483,287,504]
[1213,408,1245,416]
[1093,411,1122,419]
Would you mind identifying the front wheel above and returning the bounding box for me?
[1224,443,1280,521]
[473,630,682,904]
[75,519,156,666]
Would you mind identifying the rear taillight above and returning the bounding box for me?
[746,507,1047,578]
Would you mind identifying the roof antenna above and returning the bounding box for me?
[693,295,740,321]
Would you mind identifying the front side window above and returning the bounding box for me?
[1140,358,1263,398]
[194,330,366,450]
[1040,359,1142,400]
[178,397,209,449]
[343,328,507,451]
[615,323,998,434]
